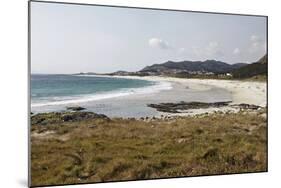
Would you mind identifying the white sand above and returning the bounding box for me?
[105,75,267,117]
[111,75,267,107]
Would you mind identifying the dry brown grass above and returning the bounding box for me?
[31,111,267,187]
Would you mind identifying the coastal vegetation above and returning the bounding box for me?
[31,108,267,186]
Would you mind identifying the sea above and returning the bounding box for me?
[31,74,172,116]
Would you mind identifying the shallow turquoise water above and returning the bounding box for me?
[31,74,156,107]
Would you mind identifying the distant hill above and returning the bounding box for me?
[75,55,267,80]
[232,55,267,79]
[140,60,247,74]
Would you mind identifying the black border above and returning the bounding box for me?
[28,1,268,187]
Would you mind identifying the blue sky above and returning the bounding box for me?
[31,2,267,74]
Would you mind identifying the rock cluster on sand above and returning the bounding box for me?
[66,106,86,111]
[147,100,264,114]
[231,103,261,110]
[147,101,232,113]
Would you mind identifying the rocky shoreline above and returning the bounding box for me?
[31,101,267,126]
[147,101,264,115]
[147,101,232,113]
[31,111,109,126]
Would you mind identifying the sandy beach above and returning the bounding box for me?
[97,75,267,117]
[110,75,267,106]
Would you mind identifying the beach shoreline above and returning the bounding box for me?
[31,75,267,118]
[107,75,267,106]
[87,75,267,117]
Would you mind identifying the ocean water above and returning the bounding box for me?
[31,74,171,110]
[31,74,231,117]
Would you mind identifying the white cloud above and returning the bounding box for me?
[148,38,171,49]
[233,48,240,55]
[148,38,226,61]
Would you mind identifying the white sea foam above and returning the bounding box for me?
[31,81,172,108]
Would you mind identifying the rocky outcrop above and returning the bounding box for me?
[66,106,86,111]
[31,111,109,125]
[231,103,261,110]
[147,101,232,113]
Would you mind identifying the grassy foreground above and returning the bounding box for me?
[31,111,267,187]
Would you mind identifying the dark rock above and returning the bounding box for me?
[66,106,86,111]
[61,112,109,122]
[231,103,261,110]
[62,114,74,122]
[147,101,232,113]
[31,111,109,125]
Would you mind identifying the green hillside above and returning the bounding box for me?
[232,55,267,79]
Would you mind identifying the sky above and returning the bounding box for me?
[30,2,267,74]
